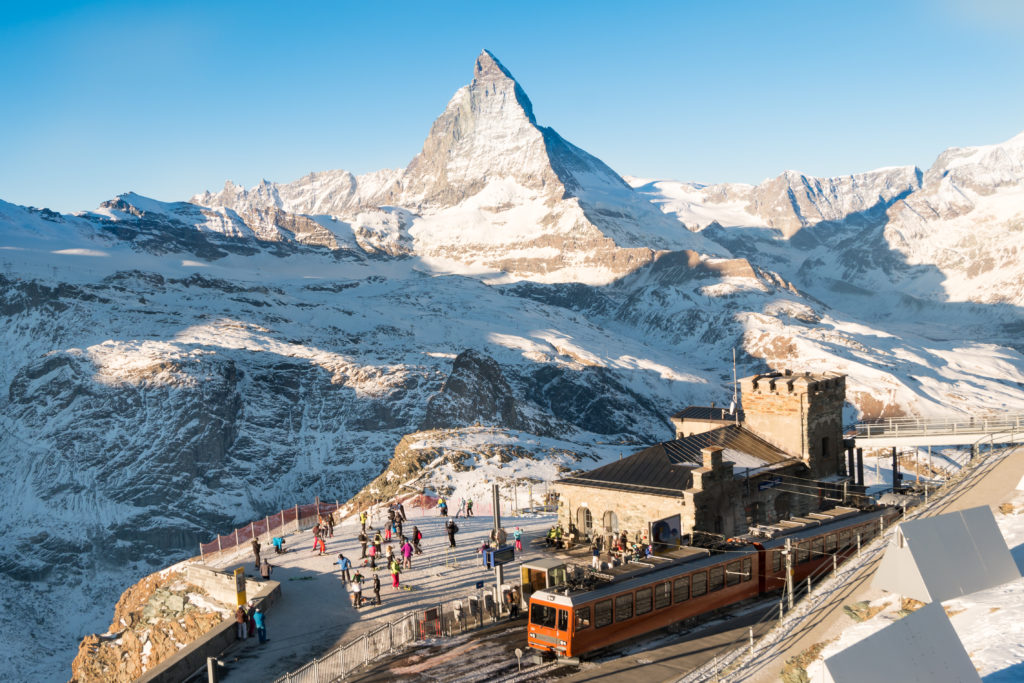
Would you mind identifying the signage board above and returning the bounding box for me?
[234,567,247,606]
[483,545,516,568]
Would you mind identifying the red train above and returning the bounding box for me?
[527,506,898,658]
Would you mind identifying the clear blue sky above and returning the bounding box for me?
[2,0,1023,213]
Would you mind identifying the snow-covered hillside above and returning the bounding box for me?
[3,50,1024,681]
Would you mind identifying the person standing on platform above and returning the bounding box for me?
[360,510,368,532]
[446,519,458,548]
[373,531,383,556]
[260,559,273,580]
[235,605,248,640]
[401,538,413,569]
[336,553,352,583]
[373,572,382,606]
[397,501,407,521]
[412,526,423,554]
[251,537,261,570]
[359,530,368,558]
[466,499,473,517]
[389,557,401,590]
[327,512,334,538]
[253,606,268,644]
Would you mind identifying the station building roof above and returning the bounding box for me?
[557,425,797,495]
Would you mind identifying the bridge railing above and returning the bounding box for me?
[854,413,1024,439]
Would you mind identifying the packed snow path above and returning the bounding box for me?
[207,507,556,681]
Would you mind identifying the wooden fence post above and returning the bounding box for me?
[295,504,300,532]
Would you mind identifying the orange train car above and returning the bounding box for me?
[528,506,899,659]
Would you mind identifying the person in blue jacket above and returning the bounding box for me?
[336,553,352,583]
[253,607,268,644]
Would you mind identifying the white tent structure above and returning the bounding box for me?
[823,602,980,683]
[873,505,1020,603]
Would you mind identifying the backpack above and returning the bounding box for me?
[451,524,459,534]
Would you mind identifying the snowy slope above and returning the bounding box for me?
[3,50,1024,682]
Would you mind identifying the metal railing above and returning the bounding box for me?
[272,584,517,683]
[854,413,1024,439]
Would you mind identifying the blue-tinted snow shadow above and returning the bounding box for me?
[1010,541,1024,574]
[984,660,1024,681]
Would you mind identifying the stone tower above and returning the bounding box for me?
[740,370,846,478]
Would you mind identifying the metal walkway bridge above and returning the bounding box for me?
[853,413,1024,448]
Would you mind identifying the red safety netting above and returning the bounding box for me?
[199,502,342,559]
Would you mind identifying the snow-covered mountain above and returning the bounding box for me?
[2,50,1024,681]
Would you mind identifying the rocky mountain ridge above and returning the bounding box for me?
[2,50,1024,681]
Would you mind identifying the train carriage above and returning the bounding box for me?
[528,549,760,658]
[528,506,899,659]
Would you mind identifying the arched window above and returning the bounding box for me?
[576,507,593,537]
[603,510,618,534]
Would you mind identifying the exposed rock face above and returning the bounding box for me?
[421,349,530,432]
[70,568,229,683]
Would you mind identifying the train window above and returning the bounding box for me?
[825,534,837,553]
[811,537,824,559]
[655,581,671,609]
[530,603,556,628]
[839,530,850,549]
[595,599,613,628]
[742,557,753,582]
[797,542,809,564]
[692,571,707,597]
[575,606,591,630]
[862,523,876,541]
[673,576,690,603]
[636,587,653,615]
[772,550,782,573]
[709,566,725,592]
[615,594,633,622]
[558,609,568,631]
[726,561,741,587]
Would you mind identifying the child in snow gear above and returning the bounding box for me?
[513,527,523,552]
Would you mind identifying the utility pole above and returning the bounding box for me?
[784,537,794,611]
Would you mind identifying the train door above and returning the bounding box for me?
[555,607,570,655]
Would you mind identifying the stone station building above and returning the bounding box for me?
[552,370,852,546]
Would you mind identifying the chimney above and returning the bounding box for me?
[702,447,723,469]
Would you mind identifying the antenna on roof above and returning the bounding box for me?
[731,347,739,426]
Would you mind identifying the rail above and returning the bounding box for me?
[853,413,1024,439]
[272,583,523,683]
